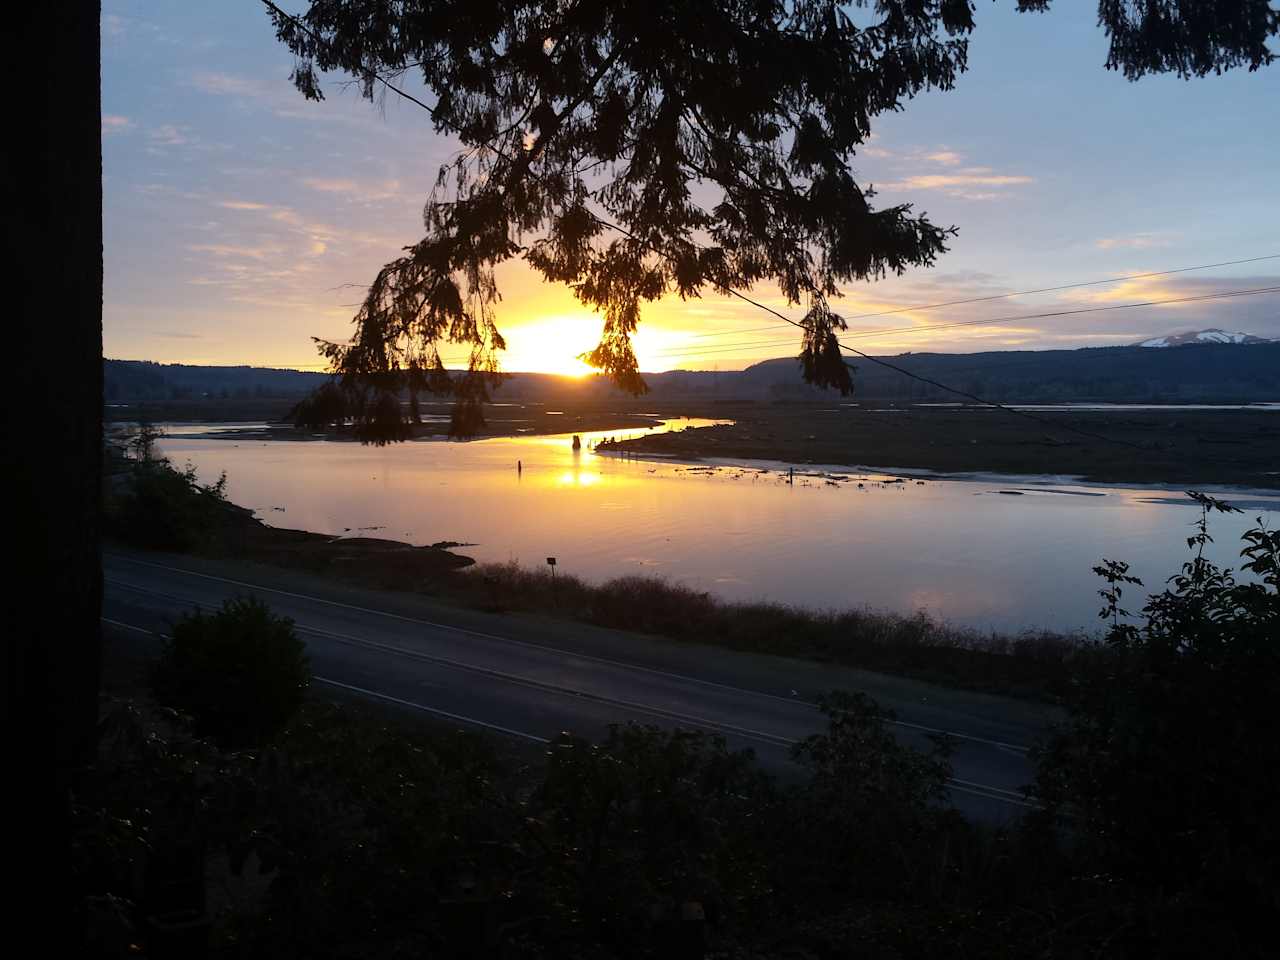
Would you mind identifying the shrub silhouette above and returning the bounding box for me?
[152,598,309,747]
[108,457,229,551]
[1033,493,1280,954]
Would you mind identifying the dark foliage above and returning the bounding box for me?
[266,0,1275,441]
[73,697,993,958]
[520,725,779,955]
[151,598,310,747]
[106,456,231,552]
[1032,494,1280,955]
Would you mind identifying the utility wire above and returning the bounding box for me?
[718,286,1152,451]
[839,253,1280,323]
[679,253,1280,340]
[641,284,1280,360]
[838,285,1280,342]
[583,210,1280,452]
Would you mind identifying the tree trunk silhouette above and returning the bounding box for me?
[4,2,103,942]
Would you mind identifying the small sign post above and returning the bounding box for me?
[546,557,556,581]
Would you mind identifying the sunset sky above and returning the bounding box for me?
[103,2,1280,374]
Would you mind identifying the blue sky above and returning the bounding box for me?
[102,2,1280,372]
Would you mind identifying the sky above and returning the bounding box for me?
[102,2,1280,374]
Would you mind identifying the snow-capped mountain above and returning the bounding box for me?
[1133,328,1274,348]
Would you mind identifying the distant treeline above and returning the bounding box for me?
[104,359,330,403]
[105,342,1280,408]
[743,342,1280,404]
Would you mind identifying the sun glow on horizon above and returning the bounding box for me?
[479,310,765,375]
[493,313,599,377]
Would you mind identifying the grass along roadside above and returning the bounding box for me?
[432,562,1082,700]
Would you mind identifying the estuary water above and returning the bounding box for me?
[157,418,1279,634]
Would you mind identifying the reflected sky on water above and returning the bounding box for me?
[158,418,1280,635]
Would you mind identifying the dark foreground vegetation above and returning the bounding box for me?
[103,437,1078,699]
[79,491,1280,957]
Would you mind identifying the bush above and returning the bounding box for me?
[1032,493,1280,955]
[527,724,778,953]
[107,457,229,551]
[783,691,956,907]
[152,598,309,747]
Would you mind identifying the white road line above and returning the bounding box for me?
[106,577,967,752]
[103,616,160,635]
[105,553,1034,752]
[295,621,798,747]
[101,614,1036,810]
[105,592,796,749]
[948,776,1031,802]
[313,677,551,744]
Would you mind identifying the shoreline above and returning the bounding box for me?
[594,404,1280,489]
[109,398,1280,488]
[112,412,666,443]
[598,449,1280,502]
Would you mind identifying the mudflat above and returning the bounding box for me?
[597,403,1280,487]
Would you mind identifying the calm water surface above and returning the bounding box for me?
[158,419,1280,635]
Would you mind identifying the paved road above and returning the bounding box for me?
[103,547,1061,821]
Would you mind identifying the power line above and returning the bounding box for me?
[643,283,1280,360]
[580,211,1280,452]
[682,321,808,340]
[839,253,1280,323]
[838,285,1280,342]
[647,336,798,360]
[717,287,1151,451]
[677,252,1280,341]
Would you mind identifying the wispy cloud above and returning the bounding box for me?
[148,124,190,147]
[102,114,133,135]
[866,148,1034,200]
[875,170,1034,201]
[302,176,404,202]
[1095,231,1178,250]
[889,171,1034,190]
[219,200,271,211]
[188,71,262,98]
[189,242,280,261]
[301,177,363,194]
[185,69,385,129]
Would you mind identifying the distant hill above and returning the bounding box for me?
[104,359,329,404]
[1132,328,1274,348]
[733,341,1280,404]
[105,340,1280,408]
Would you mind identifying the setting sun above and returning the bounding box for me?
[472,308,768,374]
[492,313,600,377]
